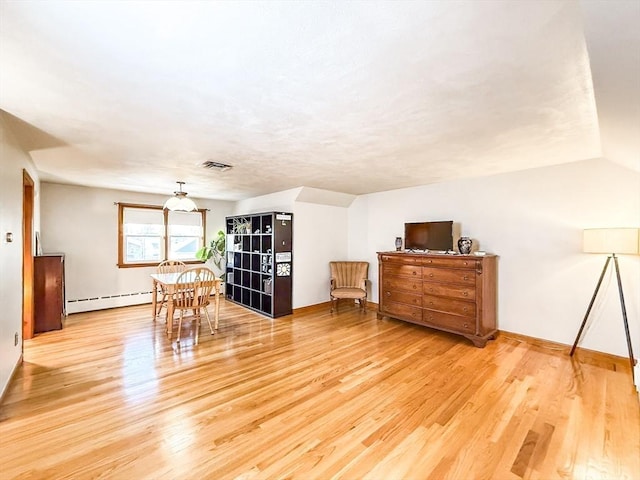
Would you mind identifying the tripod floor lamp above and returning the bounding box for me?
[571,228,639,382]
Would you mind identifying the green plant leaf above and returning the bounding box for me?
[195,246,212,261]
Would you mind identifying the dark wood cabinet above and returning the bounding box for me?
[377,252,497,347]
[34,254,66,333]
[225,212,293,318]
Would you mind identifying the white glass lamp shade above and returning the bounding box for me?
[163,193,197,212]
[583,228,640,255]
[164,182,198,212]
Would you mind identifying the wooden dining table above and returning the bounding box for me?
[150,271,222,339]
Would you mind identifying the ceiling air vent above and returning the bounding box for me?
[202,160,233,172]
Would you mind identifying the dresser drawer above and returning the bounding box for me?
[381,290,422,307]
[382,277,422,293]
[423,267,475,286]
[423,310,476,335]
[423,295,476,318]
[421,257,477,269]
[423,283,476,301]
[381,301,422,323]
[380,254,421,264]
[383,264,422,278]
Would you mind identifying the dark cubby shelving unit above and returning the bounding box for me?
[225,212,293,318]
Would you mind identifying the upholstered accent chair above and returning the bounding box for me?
[329,261,370,313]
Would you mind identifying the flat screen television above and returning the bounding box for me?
[404,221,453,251]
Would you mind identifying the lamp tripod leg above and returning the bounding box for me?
[570,256,611,356]
[613,255,636,381]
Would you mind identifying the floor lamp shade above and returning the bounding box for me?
[583,228,640,255]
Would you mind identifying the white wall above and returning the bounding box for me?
[0,113,40,397]
[292,202,349,308]
[348,158,640,359]
[40,183,235,313]
[233,188,301,215]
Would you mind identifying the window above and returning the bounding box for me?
[122,207,164,264]
[118,203,206,267]
[168,211,202,260]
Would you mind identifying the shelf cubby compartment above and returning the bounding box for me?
[261,294,272,315]
[241,288,251,306]
[232,286,242,303]
[251,272,261,290]
[261,235,272,253]
[241,253,251,270]
[260,255,272,274]
[250,291,261,309]
[241,270,251,287]
[251,253,261,271]
[261,274,272,293]
[251,216,261,233]
[261,215,272,234]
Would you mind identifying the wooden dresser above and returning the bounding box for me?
[377,252,497,347]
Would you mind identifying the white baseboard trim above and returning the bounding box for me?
[66,292,153,314]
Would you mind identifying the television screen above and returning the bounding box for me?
[404,221,453,251]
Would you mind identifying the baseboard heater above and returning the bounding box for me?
[66,291,154,314]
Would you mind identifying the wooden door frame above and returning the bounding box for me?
[23,169,35,341]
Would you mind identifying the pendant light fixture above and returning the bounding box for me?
[163,181,198,212]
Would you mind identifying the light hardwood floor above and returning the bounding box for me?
[1,300,638,480]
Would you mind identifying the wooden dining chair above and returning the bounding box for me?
[172,267,216,345]
[156,260,186,317]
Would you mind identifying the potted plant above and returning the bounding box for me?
[196,229,226,281]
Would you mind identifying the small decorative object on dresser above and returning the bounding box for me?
[377,251,497,347]
[395,237,403,251]
[457,236,473,254]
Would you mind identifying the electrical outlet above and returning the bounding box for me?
[14,332,19,346]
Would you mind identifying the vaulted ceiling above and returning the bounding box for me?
[1,0,638,201]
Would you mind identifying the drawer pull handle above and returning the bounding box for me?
[429,273,434,278]
[463,307,467,312]
[429,301,433,305]
[463,292,468,296]
[412,271,417,275]
[463,276,469,280]
[464,323,469,328]
[463,261,468,266]
[386,292,391,297]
